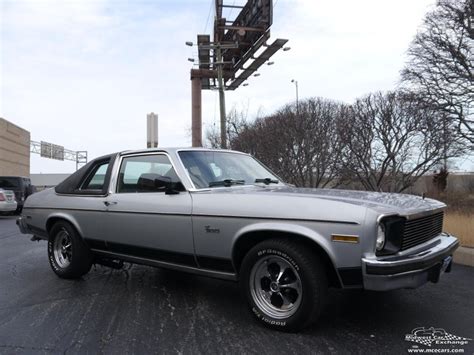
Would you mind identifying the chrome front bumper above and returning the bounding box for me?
[362,233,459,291]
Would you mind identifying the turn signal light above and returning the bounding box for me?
[331,234,359,243]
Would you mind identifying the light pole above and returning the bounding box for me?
[291,79,299,114]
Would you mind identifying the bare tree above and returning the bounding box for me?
[232,98,348,188]
[205,106,250,148]
[340,91,465,192]
[401,0,473,145]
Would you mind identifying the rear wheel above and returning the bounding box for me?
[240,238,327,332]
[48,221,93,279]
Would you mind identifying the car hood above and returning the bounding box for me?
[208,185,445,217]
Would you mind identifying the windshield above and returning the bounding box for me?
[179,151,281,189]
[0,177,20,189]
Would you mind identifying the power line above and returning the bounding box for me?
[213,88,218,125]
[227,0,236,20]
[203,0,214,33]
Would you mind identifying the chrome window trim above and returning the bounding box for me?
[109,151,193,194]
[55,192,109,198]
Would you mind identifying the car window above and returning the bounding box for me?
[81,162,109,190]
[179,151,280,189]
[117,154,182,193]
[0,177,20,189]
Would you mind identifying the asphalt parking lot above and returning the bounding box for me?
[0,216,473,354]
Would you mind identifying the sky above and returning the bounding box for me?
[3,0,470,173]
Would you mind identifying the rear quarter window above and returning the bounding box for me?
[54,153,117,195]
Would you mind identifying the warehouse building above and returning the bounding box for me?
[0,117,30,176]
[30,173,70,190]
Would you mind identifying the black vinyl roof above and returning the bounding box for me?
[55,153,118,195]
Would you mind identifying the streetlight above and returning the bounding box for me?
[253,73,260,77]
[185,41,193,47]
[267,61,275,66]
[283,46,291,51]
[187,58,195,62]
[291,79,299,114]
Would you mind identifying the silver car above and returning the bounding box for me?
[17,148,459,331]
[0,188,17,214]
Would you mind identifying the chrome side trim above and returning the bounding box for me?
[92,249,237,281]
[22,206,359,224]
[193,213,359,224]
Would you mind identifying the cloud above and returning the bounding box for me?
[2,0,113,30]
[1,0,438,173]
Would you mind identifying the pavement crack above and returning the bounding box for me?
[0,344,58,352]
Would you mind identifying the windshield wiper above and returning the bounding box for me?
[209,179,246,187]
[255,178,279,185]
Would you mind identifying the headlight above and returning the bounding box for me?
[376,224,385,251]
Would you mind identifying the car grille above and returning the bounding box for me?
[400,211,444,251]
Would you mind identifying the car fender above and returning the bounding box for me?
[46,212,85,239]
[232,222,337,267]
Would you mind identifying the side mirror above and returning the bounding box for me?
[154,176,181,195]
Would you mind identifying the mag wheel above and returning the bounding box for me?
[48,221,93,279]
[52,228,72,268]
[240,239,327,332]
[250,255,303,319]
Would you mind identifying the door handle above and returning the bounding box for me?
[104,201,118,206]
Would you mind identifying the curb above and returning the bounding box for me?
[453,246,474,267]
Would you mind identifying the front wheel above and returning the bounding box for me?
[240,239,327,332]
[48,221,93,279]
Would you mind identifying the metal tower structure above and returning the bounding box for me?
[188,0,288,148]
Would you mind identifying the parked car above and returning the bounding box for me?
[16,148,459,331]
[0,176,33,213]
[0,188,17,214]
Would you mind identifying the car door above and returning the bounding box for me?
[100,152,195,266]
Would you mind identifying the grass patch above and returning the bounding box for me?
[444,212,474,248]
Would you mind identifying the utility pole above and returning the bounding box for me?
[215,45,227,149]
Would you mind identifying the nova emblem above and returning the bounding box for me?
[205,225,220,234]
